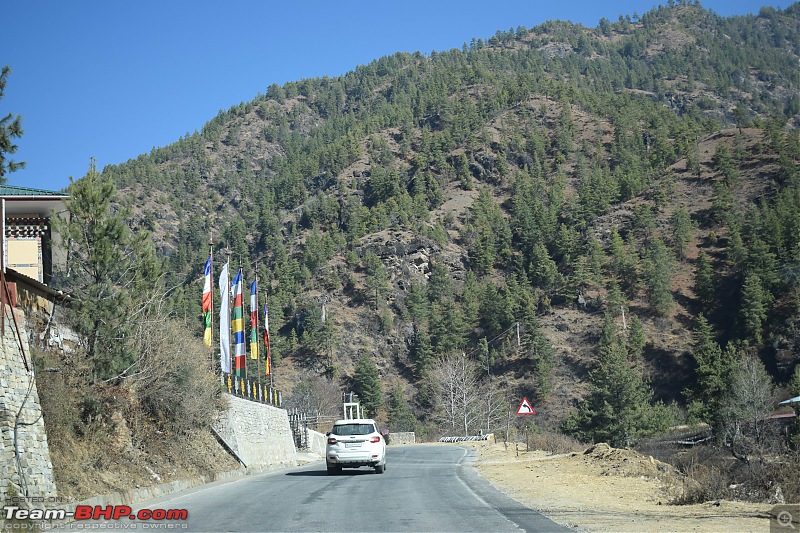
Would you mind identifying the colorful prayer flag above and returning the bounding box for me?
[263,301,271,376]
[249,280,259,360]
[231,269,246,376]
[218,263,231,374]
[202,256,213,347]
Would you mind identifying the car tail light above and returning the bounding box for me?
[370,436,381,443]
[327,437,337,445]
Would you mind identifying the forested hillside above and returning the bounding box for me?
[83,1,800,445]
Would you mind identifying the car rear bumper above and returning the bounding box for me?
[327,450,383,467]
[327,458,381,468]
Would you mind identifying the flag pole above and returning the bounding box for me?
[265,285,274,391]
[226,247,232,380]
[255,267,262,399]
[241,260,249,386]
[209,234,214,374]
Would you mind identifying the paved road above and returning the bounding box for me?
[129,445,572,532]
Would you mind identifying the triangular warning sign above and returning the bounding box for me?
[516,397,536,415]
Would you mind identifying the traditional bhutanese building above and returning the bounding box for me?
[1,185,68,286]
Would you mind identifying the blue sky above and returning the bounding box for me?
[2,1,794,192]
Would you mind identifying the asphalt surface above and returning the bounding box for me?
[125,445,573,532]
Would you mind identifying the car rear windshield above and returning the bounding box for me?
[332,423,374,436]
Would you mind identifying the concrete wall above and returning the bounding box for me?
[305,428,327,456]
[212,394,297,470]
[0,304,57,502]
[390,432,416,445]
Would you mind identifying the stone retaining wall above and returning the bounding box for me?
[212,394,297,469]
[0,304,57,503]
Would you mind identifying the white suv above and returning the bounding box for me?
[325,419,387,474]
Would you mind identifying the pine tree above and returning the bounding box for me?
[412,327,435,378]
[529,242,561,291]
[522,309,555,401]
[404,281,430,324]
[642,238,674,316]
[670,208,693,259]
[0,66,25,181]
[478,282,515,338]
[711,182,736,226]
[387,382,417,432]
[455,152,473,190]
[685,315,737,427]
[460,270,480,330]
[712,144,739,186]
[745,238,780,292]
[364,250,389,310]
[694,251,716,314]
[55,166,161,382]
[476,337,492,377]
[608,228,638,296]
[427,260,453,303]
[726,222,748,272]
[627,315,646,360]
[353,352,383,416]
[739,273,770,345]
[562,326,670,447]
[554,98,575,158]
[605,278,627,317]
[430,298,466,353]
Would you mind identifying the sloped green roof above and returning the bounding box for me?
[0,185,68,197]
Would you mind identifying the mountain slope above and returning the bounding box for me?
[95,2,800,429]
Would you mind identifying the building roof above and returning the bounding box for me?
[779,395,800,405]
[0,185,68,198]
[767,412,797,420]
[5,268,71,303]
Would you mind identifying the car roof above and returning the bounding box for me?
[332,418,376,425]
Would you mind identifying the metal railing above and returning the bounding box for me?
[222,372,282,407]
[286,409,337,450]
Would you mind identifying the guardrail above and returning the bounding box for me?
[439,434,495,442]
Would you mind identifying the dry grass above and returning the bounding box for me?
[34,316,240,502]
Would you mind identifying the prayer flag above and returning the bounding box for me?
[263,301,271,376]
[231,269,246,376]
[218,264,231,374]
[202,256,213,347]
[249,280,259,360]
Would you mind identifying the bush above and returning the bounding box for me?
[644,442,800,505]
[127,315,225,438]
[527,430,585,455]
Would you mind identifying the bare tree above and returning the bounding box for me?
[285,370,342,419]
[429,354,482,436]
[720,354,777,455]
[480,380,509,436]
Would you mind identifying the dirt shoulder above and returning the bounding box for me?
[466,441,774,532]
